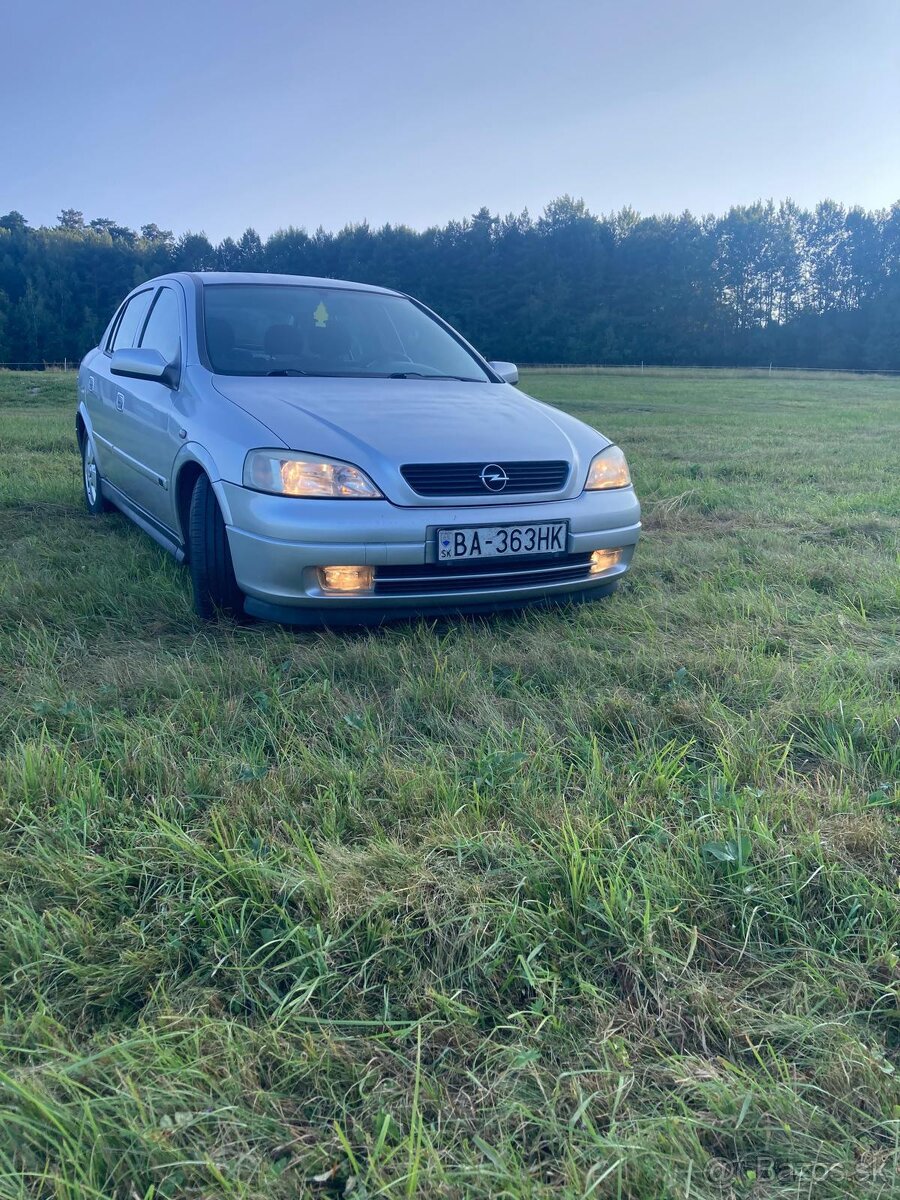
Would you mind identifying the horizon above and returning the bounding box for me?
[7,192,900,245]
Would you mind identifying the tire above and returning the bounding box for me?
[187,474,245,620]
[81,431,113,514]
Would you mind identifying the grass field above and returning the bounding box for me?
[0,367,898,1199]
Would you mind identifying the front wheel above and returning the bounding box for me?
[187,474,245,620]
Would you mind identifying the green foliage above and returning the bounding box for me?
[0,368,898,1196]
[2,197,900,367]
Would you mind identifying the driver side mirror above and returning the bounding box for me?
[111,347,178,388]
[489,361,518,385]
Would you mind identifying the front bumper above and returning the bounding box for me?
[220,481,641,623]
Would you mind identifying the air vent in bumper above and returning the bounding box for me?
[373,552,592,595]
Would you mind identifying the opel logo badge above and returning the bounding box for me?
[480,463,509,492]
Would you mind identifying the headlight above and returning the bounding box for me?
[243,450,383,498]
[585,446,631,490]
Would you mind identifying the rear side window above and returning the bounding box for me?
[140,287,181,364]
[109,290,154,352]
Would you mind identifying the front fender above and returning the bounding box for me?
[172,441,235,528]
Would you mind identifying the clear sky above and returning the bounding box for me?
[3,0,899,241]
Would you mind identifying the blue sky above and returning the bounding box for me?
[3,0,898,240]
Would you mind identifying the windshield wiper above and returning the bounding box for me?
[389,372,479,381]
[266,368,309,376]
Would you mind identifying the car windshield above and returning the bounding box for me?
[203,283,492,381]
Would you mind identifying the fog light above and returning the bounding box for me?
[319,565,375,594]
[590,548,622,575]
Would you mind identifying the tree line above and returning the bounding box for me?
[1,197,898,369]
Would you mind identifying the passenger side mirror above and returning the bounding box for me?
[110,347,177,387]
[489,361,518,385]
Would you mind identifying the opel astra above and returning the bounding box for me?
[76,273,641,624]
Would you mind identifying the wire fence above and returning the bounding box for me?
[520,363,900,377]
[0,361,76,371]
[1,361,899,377]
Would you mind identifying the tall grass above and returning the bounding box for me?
[0,368,898,1198]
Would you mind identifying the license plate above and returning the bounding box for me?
[437,521,568,561]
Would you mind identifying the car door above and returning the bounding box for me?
[111,283,186,528]
[91,287,156,491]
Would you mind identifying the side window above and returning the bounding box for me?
[140,287,182,365]
[109,290,154,352]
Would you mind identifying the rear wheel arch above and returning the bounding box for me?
[79,422,113,514]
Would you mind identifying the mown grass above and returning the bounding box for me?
[0,367,898,1199]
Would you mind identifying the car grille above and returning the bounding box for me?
[400,460,570,496]
[373,552,592,595]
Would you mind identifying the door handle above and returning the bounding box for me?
[115,392,125,412]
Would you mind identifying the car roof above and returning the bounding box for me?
[152,271,402,297]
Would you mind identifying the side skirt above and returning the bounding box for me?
[101,480,186,564]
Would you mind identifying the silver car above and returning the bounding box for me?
[76,273,640,624]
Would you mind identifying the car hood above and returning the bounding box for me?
[212,376,608,505]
